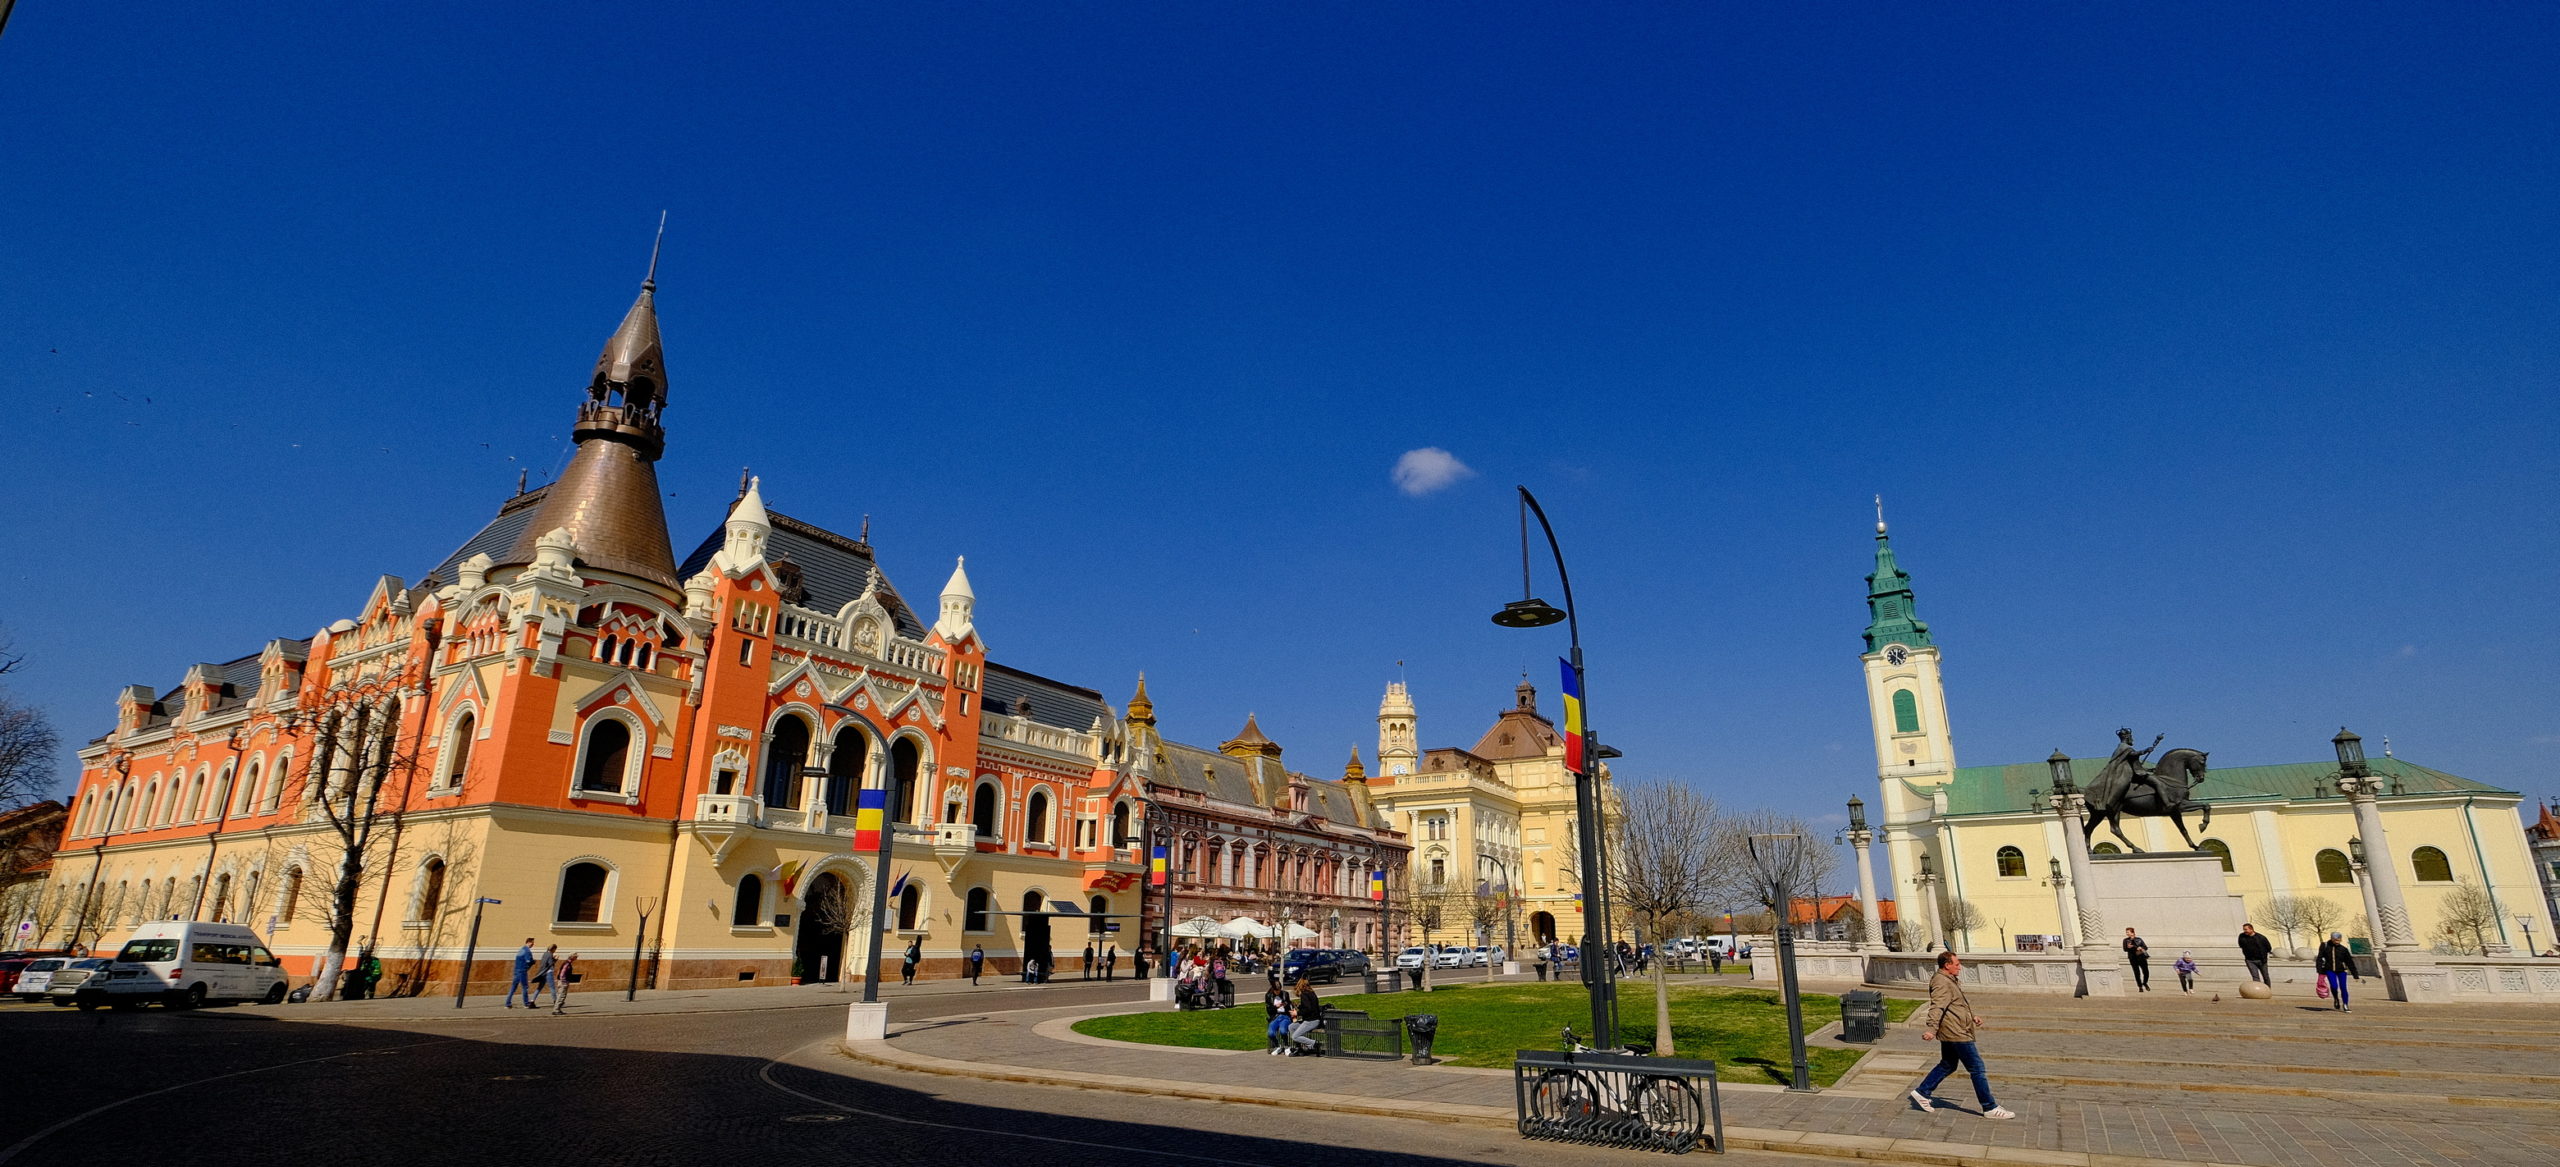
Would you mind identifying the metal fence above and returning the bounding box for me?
[1513,1048,1723,1155]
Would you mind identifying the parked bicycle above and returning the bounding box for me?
[1520,1026,1709,1154]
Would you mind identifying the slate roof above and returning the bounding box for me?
[1148,741,1389,831]
[983,663,1110,732]
[1939,755,2511,817]
[423,486,552,589]
[1471,709,1560,761]
[674,509,927,639]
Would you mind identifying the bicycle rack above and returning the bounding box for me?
[1512,1048,1724,1155]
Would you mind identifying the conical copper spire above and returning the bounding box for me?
[498,238,679,591]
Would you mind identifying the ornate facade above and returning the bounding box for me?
[31,268,1403,994]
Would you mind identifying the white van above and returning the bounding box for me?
[80,921,289,1009]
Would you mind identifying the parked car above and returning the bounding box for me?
[78,921,288,1010]
[1394,946,1432,971]
[1431,946,1468,969]
[44,958,116,1005]
[14,957,71,1001]
[0,958,30,996]
[1281,948,1369,984]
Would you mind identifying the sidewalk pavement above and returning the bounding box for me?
[273,969,1148,1022]
[846,977,2560,1167]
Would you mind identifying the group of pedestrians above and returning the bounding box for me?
[502,939,578,1013]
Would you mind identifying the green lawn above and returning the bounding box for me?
[1070,982,1920,1087]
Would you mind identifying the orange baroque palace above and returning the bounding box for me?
[36,268,1410,994]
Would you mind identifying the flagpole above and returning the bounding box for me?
[855,772,895,1005]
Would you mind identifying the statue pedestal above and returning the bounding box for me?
[2086,850,2247,964]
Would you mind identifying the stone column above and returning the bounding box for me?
[2047,865,2078,949]
[1847,825,1883,951]
[2053,790,2123,995]
[2338,775,2418,951]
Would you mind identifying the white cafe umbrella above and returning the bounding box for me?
[1284,922,1319,940]
[1220,916,1266,938]
[1169,915,1226,938]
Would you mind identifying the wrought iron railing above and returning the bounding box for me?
[1513,1047,1722,1155]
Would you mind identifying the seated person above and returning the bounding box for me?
[1286,978,1326,1056]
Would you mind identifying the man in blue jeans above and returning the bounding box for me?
[1909,951,2016,1119]
[503,939,536,1008]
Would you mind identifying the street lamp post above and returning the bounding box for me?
[2043,858,2075,949]
[1489,484,1619,1049]
[1843,797,1882,951]
[2518,915,2537,956]
[453,896,501,1008]
[1748,832,1816,1092]
[1910,853,1942,954]
[2347,837,2384,958]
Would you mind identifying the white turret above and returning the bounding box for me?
[716,476,771,573]
[935,556,977,642]
[1377,681,1418,779]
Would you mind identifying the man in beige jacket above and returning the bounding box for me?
[1909,951,2015,1119]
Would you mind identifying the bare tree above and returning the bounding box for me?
[2256,894,2310,956]
[2437,880,2499,955]
[1605,778,1720,1054]
[1943,898,1989,938]
[284,696,434,1000]
[0,694,62,814]
[1409,877,1466,988]
[2293,895,2346,947]
[799,866,872,991]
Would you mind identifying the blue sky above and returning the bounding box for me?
[3,5,2555,843]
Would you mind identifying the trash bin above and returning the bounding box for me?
[1405,967,1425,990]
[1406,1013,1439,1064]
[1840,989,1886,1044]
[1366,971,1395,995]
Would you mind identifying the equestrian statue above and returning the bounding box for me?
[2080,727,2212,852]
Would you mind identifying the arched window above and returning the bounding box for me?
[1089,895,1108,934]
[279,868,304,922]
[897,882,922,930]
[972,782,1000,839]
[733,874,764,927]
[234,763,261,816]
[138,780,160,829]
[135,879,152,924]
[1995,847,2026,878]
[825,728,866,817]
[443,713,476,790]
[763,715,811,809]
[2199,838,2234,873]
[2315,849,2353,884]
[415,858,448,923]
[964,887,991,932]
[890,738,923,824]
[2410,846,2454,882]
[183,772,207,822]
[1025,789,1052,844]
[263,755,289,812]
[209,874,233,923]
[1111,802,1132,847]
[577,718,634,794]
[2092,842,2121,856]
[556,862,609,923]
[1891,689,1920,734]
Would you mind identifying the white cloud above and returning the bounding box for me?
[1391,447,1476,496]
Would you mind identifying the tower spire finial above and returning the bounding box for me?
[645,210,666,291]
[1875,493,1886,535]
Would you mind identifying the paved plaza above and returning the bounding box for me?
[852,971,2560,1167]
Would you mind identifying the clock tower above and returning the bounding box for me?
[1377,681,1418,778]
[1861,516,1955,788]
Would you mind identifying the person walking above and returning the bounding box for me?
[2174,951,2198,993]
[549,953,578,1014]
[2237,923,2273,985]
[2315,932,2355,1012]
[504,939,536,1008]
[967,944,985,986]
[1134,949,1151,980]
[1710,944,1723,975]
[1908,951,2015,1120]
[900,937,921,987]
[2122,928,2151,992]
[1103,944,1117,981]
[531,944,561,1012]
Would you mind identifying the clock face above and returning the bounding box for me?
[1884,645,1909,666]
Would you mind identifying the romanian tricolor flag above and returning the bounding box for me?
[776,860,805,898]
[1368,870,1386,901]
[1559,657,1587,774]
[851,787,888,853]
[1150,845,1169,886]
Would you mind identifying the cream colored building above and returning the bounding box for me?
[1363,679,1610,947]
[1860,519,2556,958]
